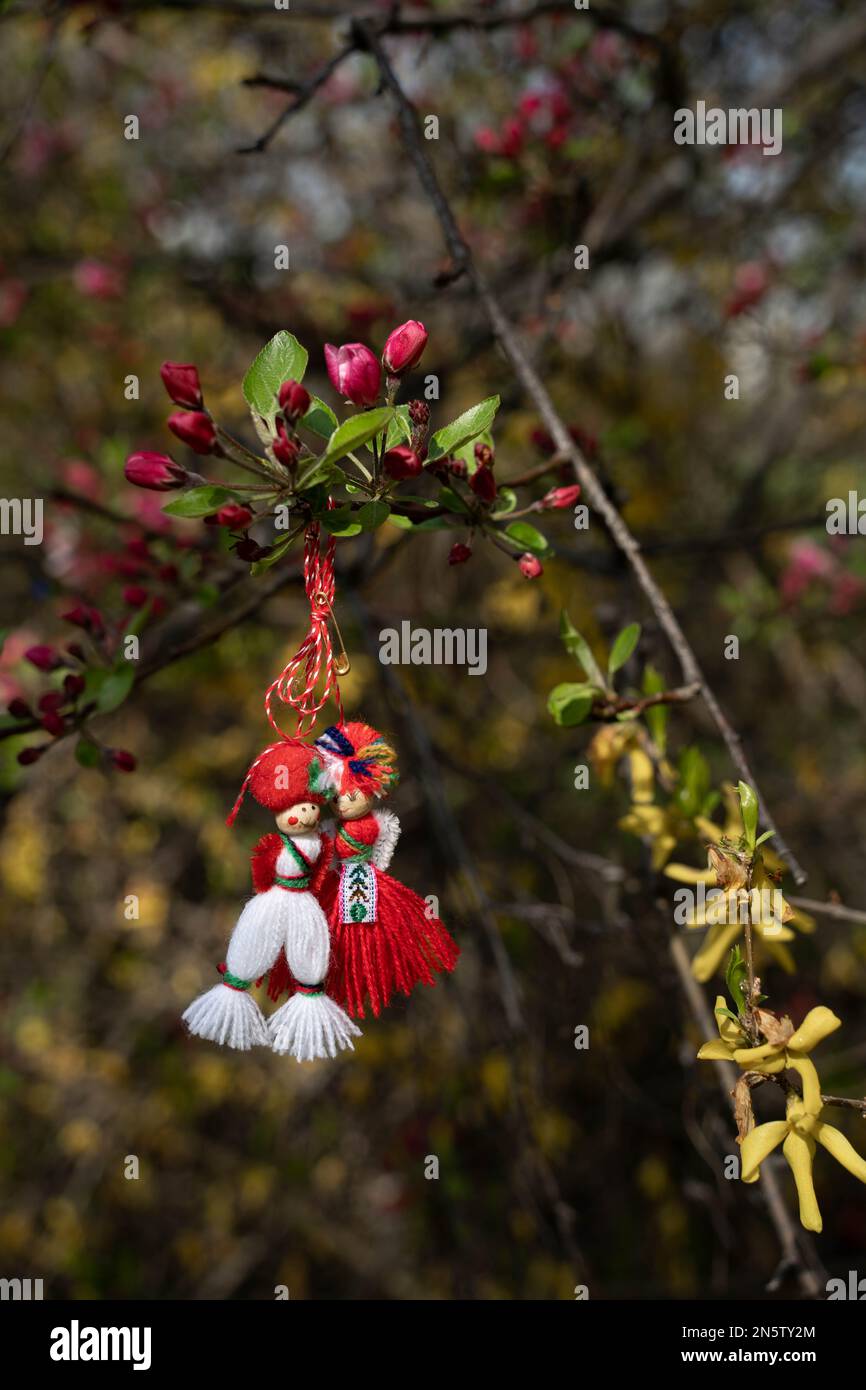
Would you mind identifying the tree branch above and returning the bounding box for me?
[355,17,807,886]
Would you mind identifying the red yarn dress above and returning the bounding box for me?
[268,811,458,1018]
[319,813,459,1018]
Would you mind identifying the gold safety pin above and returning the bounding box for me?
[313,589,351,676]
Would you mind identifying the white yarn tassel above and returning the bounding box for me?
[267,886,360,1060]
[183,984,269,1050]
[183,889,284,1050]
[269,992,361,1061]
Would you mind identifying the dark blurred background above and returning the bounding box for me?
[1,0,865,1299]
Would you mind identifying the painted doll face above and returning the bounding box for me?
[334,788,374,821]
[275,801,321,835]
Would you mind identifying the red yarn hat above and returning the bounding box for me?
[226,739,325,826]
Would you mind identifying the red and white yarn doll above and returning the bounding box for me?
[182,740,360,1060]
[269,722,459,1019]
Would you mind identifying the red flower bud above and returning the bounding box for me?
[234,537,272,562]
[167,410,218,456]
[7,697,31,719]
[160,361,203,410]
[448,543,472,566]
[25,644,64,672]
[111,749,137,773]
[470,465,497,504]
[205,503,253,529]
[66,643,85,661]
[448,457,467,479]
[63,673,86,699]
[62,603,104,636]
[518,553,543,579]
[474,441,494,468]
[382,445,423,480]
[540,484,581,510]
[17,746,45,765]
[531,427,556,456]
[40,710,65,736]
[157,563,179,583]
[123,585,149,608]
[272,420,300,468]
[38,691,65,713]
[324,342,382,406]
[382,320,428,375]
[408,399,430,427]
[124,451,187,491]
[277,379,311,420]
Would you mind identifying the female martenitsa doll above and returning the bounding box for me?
[266,721,459,1019]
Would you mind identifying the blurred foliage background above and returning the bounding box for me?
[1,0,866,1300]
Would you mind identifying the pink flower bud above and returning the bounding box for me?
[278,379,311,420]
[324,342,382,406]
[382,320,428,375]
[518,553,543,579]
[111,749,137,773]
[160,361,203,409]
[382,445,423,480]
[124,451,187,491]
[448,543,472,566]
[470,465,497,504]
[25,644,63,672]
[206,503,253,529]
[540,484,581,510]
[167,410,218,456]
[474,441,494,468]
[7,697,31,719]
[123,586,149,608]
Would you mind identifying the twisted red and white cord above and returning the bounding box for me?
[264,521,345,740]
[225,520,347,827]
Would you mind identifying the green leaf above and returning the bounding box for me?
[725,945,749,1016]
[319,507,353,533]
[96,666,135,714]
[755,829,776,848]
[427,396,500,461]
[358,500,390,530]
[437,486,468,514]
[294,456,341,491]
[641,663,667,752]
[319,408,394,469]
[547,682,596,727]
[302,396,338,439]
[559,610,607,689]
[243,331,308,426]
[385,405,413,449]
[162,486,239,519]
[75,738,102,768]
[386,513,414,529]
[491,487,517,518]
[608,622,641,675]
[738,781,759,852]
[504,520,550,556]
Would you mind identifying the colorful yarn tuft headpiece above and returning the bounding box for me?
[313,721,399,798]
